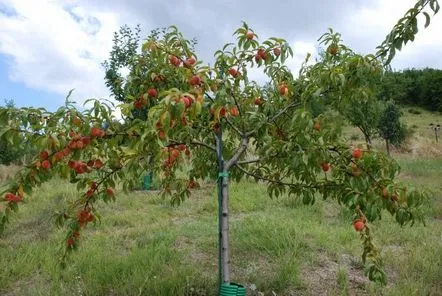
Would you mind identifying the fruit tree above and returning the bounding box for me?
[0,0,439,289]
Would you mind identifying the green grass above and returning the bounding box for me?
[1,153,441,295]
[1,109,441,295]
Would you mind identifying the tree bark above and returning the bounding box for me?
[220,168,231,283]
[364,134,372,150]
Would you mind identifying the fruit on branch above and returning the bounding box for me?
[230,106,239,117]
[382,187,389,199]
[189,75,201,86]
[158,130,166,140]
[169,55,181,67]
[181,96,192,108]
[90,127,105,138]
[257,48,267,60]
[77,209,94,227]
[178,144,186,151]
[353,219,365,231]
[352,148,362,159]
[55,151,64,161]
[254,97,263,106]
[72,116,81,126]
[273,47,281,56]
[4,192,22,203]
[246,31,254,40]
[40,151,49,160]
[328,45,338,56]
[255,53,262,63]
[42,160,51,170]
[279,84,288,96]
[94,159,104,169]
[147,88,158,97]
[321,162,330,172]
[184,57,196,67]
[219,107,227,117]
[106,188,114,197]
[313,122,321,131]
[228,68,238,78]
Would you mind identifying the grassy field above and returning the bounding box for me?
[0,109,441,295]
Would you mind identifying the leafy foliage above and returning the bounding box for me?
[378,101,406,153]
[380,68,442,112]
[0,1,439,285]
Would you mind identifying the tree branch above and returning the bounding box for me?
[223,117,244,137]
[236,158,260,165]
[224,137,249,170]
[269,101,302,123]
[235,164,339,189]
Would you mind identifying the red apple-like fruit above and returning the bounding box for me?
[246,31,254,40]
[147,88,157,97]
[352,148,362,159]
[353,219,365,231]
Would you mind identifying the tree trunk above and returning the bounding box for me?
[364,134,372,150]
[220,168,231,283]
[215,128,231,284]
[386,138,390,156]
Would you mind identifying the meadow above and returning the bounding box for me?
[0,108,441,296]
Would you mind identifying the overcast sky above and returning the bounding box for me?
[0,0,441,110]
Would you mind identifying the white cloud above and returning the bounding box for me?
[0,0,119,106]
[0,0,441,113]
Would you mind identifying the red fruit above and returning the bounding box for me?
[76,141,84,149]
[86,189,94,198]
[254,98,263,106]
[219,107,227,117]
[94,159,104,169]
[230,106,239,117]
[279,85,288,96]
[273,47,281,56]
[4,193,22,203]
[182,96,192,108]
[106,188,114,197]
[391,194,399,201]
[155,121,162,130]
[313,122,321,131]
[82,136,91,146]
[178,144,186,151]
[321,162,330,172]
[87,160,94,167]
[66,238,75,247]
[257,48,267,60]
[382,188,389,199]
[171,149,180,158]
[73,116,81,126]
[228,68,238,77]
[90,182,98,190]
[185,149,191,156]
[184,57,196,67]
[158,130,166,140]
[42,160,51,170]
[255,53,262,63]
[134,99,143,110]
[168,55,181,67]
[246,31,254,40]
[55,151,64,160]
[353,220,365,232]
[189,75,201,86]
[69,131,76,138]
[90,127,103,138]
[68,160,77,169]
[328,46,338,56]
[63,147,71,156]
[40,151,49,160]
[147,88,157,97]
[352,148,362,159]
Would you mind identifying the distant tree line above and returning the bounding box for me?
[380,68,442,112]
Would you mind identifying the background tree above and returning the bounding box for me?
[378,101,406,155]
[0,0,439,292]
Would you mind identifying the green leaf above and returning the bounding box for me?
[423,11,431,28]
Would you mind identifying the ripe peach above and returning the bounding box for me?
[246,31,254,40]
[353,220,365,231]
